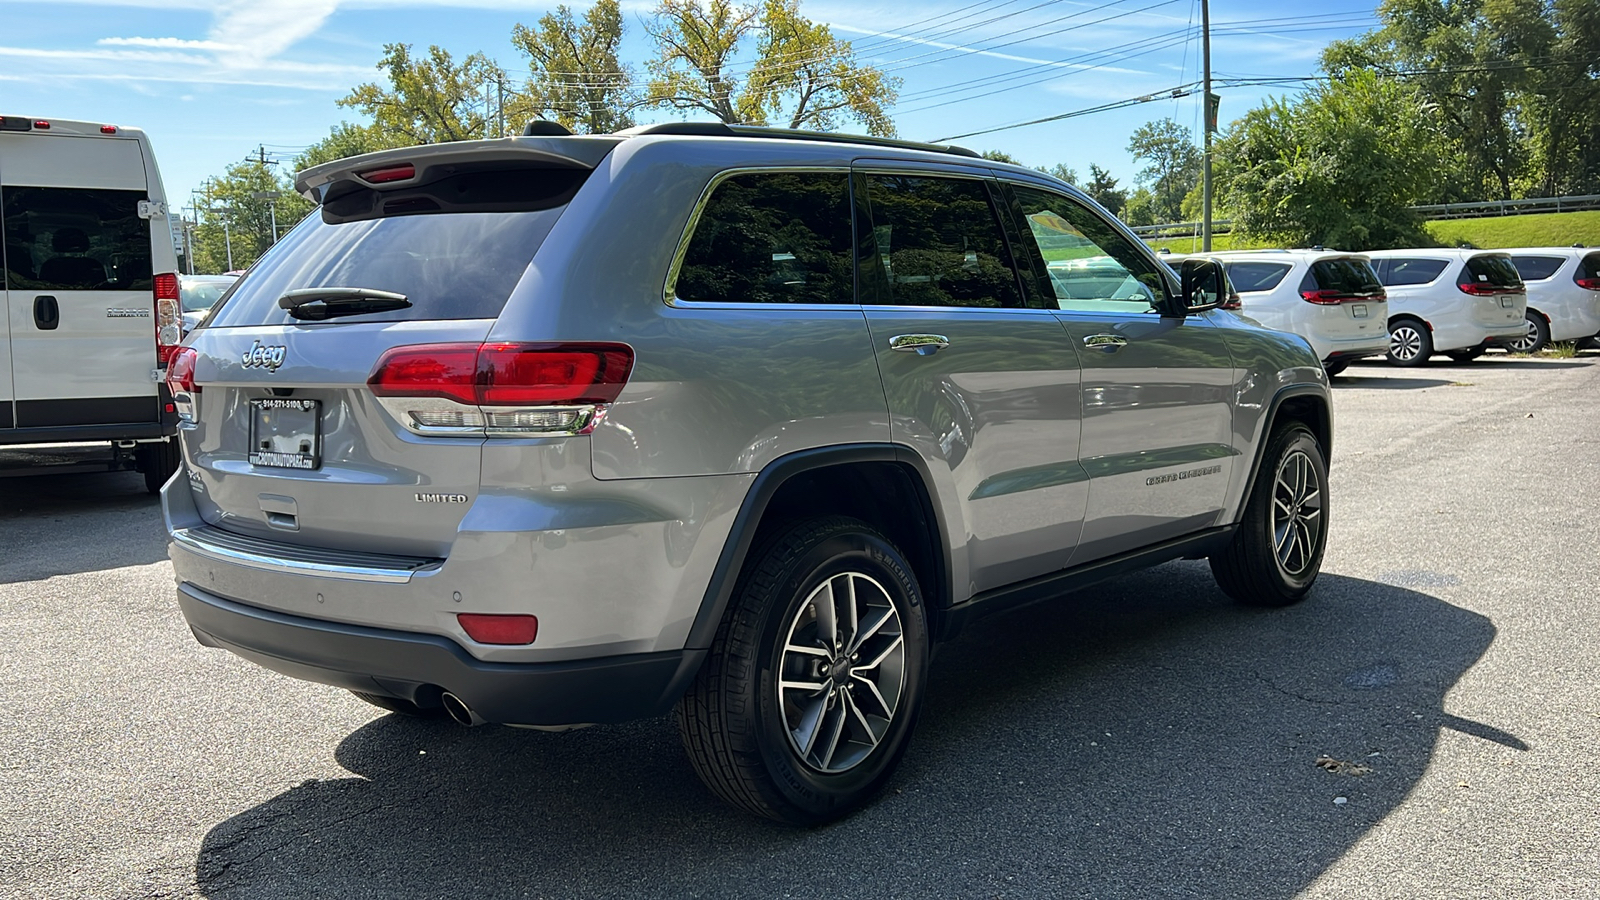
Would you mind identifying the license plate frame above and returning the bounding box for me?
[1500,296,1515,308]
[248,398,322,470]
[1351,304,1369,318]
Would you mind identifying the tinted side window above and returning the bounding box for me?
[1009,184,1164,312]
[1224,262,1292,293]
[1461,255,1522,289]
[1379,257,1448,286]
[1310,258,1383,294]
[859,173,1022,309]
[675,172,853,304]
[1510,255,1564,282]
[2,186,152,290]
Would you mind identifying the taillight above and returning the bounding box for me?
[154,273,181,365]
[1457,282,1517,296]
[1301,289,1386,305]
[165,346,199,423]
[33,120,50,130]
[368,342,634,437]
[1575,277,1600,291]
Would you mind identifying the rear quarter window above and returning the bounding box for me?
[1510,255,1565,282]
[673,171,853,304]
[1222,261,1292,293]
[1378,257,1447,287]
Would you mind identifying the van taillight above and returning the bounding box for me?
[368,342,634,437]
[1457,282,1517,296]
[1575,277,1600,291]
[154,273,181,365]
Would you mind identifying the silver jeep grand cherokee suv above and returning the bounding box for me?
[164,122,1332,825]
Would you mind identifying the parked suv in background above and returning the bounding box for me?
[164,123,1334,824]
[1504,247,1600,353]
[1364,248,1527,365]
[0,115,183,491]
[1167,249,1388,376]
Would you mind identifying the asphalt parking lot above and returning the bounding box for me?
[2,353,1597,900]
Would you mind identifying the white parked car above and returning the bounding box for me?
[1504,247,1600,352]
[1364,249,1527,365]
[1169,250,1388,376]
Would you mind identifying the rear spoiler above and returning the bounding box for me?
[294,137,624,203]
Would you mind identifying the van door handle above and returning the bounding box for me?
[1083,334,1127,353]
[888,334,950,356]
[33,295,59,330]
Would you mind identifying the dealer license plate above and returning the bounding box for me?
[248,398,321,470]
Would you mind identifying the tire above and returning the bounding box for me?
[1210,424,1328,607]
[677,516,929,826]
[136,437,182,495]
[349,690,447,718]
[1506,312,1549,354]
[1445,344,1485,362]
[1387,319,1433,366]
[1321,360,1348,378]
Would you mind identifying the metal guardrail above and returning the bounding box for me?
[1130,194,1600,238]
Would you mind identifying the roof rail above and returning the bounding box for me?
[620,121,982,159]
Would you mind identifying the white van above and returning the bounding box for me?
[0,114,183,492]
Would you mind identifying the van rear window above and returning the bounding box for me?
[204,208,565,326]
[1308,258,1382,294]
[1461,255,1522,289]
[1579,252,1600,282]
[2,186,153,291]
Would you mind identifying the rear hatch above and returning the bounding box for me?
[1298,256,1386,339]
[1457,253,1525,329]
[178,144,606,557]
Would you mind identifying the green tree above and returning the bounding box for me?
[340,43,503,144]
[643,0,900,136]
[295,122,407,171]
[192,161,313,274]
[1127,118,1202,224]
[1039,163,1079,186]
[1214,69,1437,250]
[1082,164,1126,217]
[509,0,638,134]
[980,149,1021,164]
[1120,188,1157,228]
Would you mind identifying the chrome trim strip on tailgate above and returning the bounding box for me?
[171,524,443,584]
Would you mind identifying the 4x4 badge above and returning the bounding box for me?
[241,341,287,372]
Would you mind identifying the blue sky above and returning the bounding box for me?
[0,0,1377,215]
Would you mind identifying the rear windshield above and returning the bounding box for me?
[1460,255,1522,289]
[1223,261,1292,293]
[1510,255,1565,282]
[205,209,565,326]
[1580,252,1600,282]
[1380,257,1447,286]
[1308,257,1382,294]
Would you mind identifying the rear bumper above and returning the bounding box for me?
[177,582,705,726]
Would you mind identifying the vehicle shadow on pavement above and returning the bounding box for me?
[193,566,1503,899]
[0,471,168,584]
[1330,374,1456,390]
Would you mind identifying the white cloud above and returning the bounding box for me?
[206,0,343,66]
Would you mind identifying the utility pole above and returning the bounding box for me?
[1201,0,1215,252]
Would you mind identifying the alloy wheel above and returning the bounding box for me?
[1389,325,1424,361]
[778,571,906,774]
[1508,319,1539,353]
[1270,449,1324,577]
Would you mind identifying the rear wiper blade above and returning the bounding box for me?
[278,287,410,320]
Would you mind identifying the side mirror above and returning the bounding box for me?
[1172,257,1225,315]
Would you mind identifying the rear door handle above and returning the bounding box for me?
[889,334,950,356]
[1083,334,1127,353]
[33,295,59,330]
